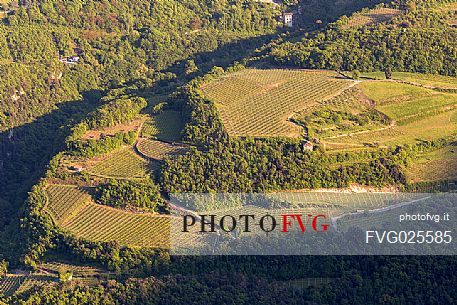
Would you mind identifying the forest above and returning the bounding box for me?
[0,0,456,304]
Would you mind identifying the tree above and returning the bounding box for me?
[385,66,392,80]
[185,59,199,75]
[58,268,73,282]
[0,260,8,276]
[351,70,360,80]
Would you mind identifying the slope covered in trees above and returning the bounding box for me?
[1,0,456,304]
[270,0,457,75]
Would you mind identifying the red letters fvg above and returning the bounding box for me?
[183,214,330,233]
[281,214,329,233]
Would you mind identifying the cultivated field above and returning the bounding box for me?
[43,185,182,249]
[136,138,188,161]
[0,276,24,297]
[62,203,172,248]
[86,147,151,179]
[202,69,354,138]
[407,145,457,183]
[321,79,457,149]
[203,69,456,148]
[295,87,388,139]
[361,72,457,90]
[342,7,402,29]
[360,81,457,122]
[141,110,183,142]
[45,184,91,226]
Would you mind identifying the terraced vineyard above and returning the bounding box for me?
[141,110,183,142]
[45,185,91,225]
[202,69,354,138]
[137,138,188,161]
[359,82,457,122]
[342,7,402,29]
[62,203,172,248]
[86,147,151,179]
[0,276,24,297]
[14,276,56,296]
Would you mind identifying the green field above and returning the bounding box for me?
[361,72,457,89]
[86,147,152,179]
[360,81,457,121]
[324,109,457,149]
[295,87,388,139]
[407,145,457,183]
[141,110,184,142]
[320,80,457,149]
[202,69,354,138]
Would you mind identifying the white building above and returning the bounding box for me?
[283,12,293,27]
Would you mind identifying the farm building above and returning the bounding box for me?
[283,12,294,27]
[59,55,80,65]
[302,141,314,151]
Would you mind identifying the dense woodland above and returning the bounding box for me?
[270,0,457,75]
[6,257,457,304]
[1,0,457,304]
[0,0,280,131]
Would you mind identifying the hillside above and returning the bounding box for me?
[1,0,457,304]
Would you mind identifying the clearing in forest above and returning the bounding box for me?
[202,69,354,138]
[82,118,145,140]
[141,110,184,142]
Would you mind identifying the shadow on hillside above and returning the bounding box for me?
[166,33,278,83]
[0,90,102,263]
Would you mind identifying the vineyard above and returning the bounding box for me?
[45,184,91,226]
[342,7,402,29]
[407,145,457,183]
[62,203,172,248]
[0,275,55,297]
[86,147,152,179]
[0,276,24,297]
[141,110,184,142]
[202,69,354,138]
[136,138,188,161]
[295,87,388,139]
[360,81,457,122]
[321,80,457,150]
[38,262,103,277]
